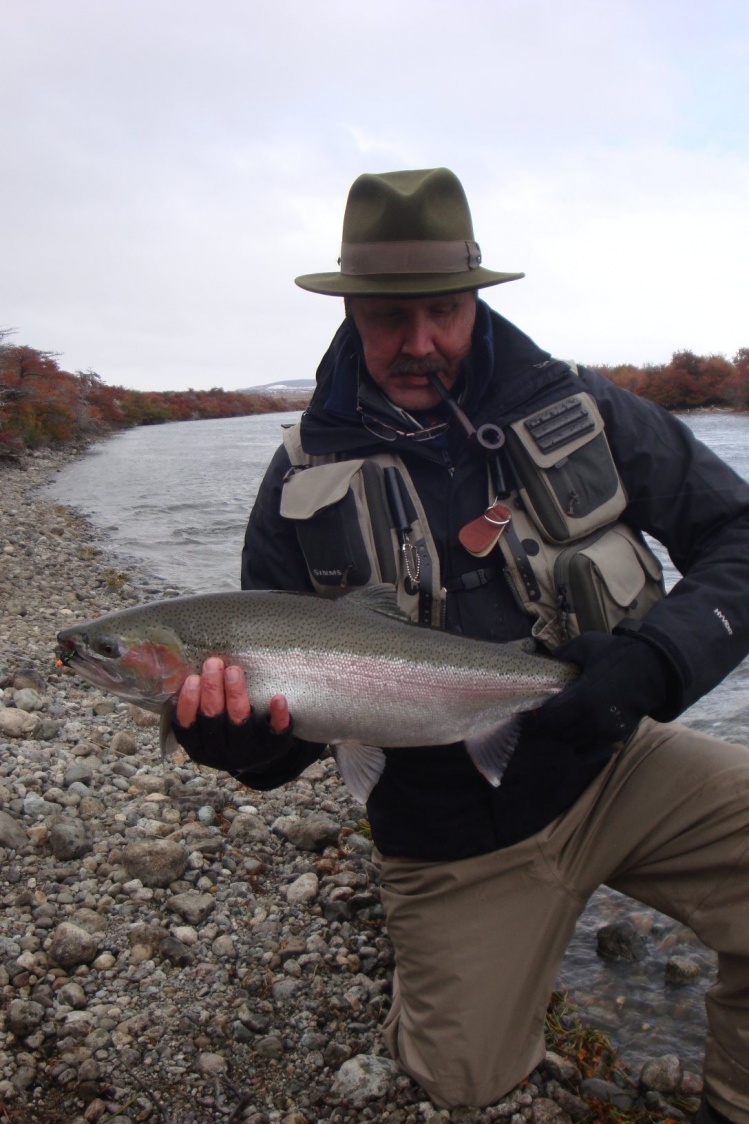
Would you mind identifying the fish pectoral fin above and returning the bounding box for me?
[332,742,386,804]
[464,716,522,788]
[159,700,180,759]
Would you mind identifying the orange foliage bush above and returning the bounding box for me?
[0,334,309,457]
[595,349,749,411]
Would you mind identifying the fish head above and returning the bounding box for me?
[56,616,194,706]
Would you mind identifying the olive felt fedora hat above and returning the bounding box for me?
[295,167,525,297]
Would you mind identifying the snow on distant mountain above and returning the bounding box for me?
[238,378,315,394]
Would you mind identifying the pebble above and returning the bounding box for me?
[596,920,649,962]
[531,1098,573,1123]
[331,1053,400,1106]
[542,1051,580,1084]
[166,891,215,924]
[274,811,341,851]
[665,955,703,983]
[0,708,38,737]
[640,1053,683,1094]
[227,811,271,842]
[122,838,188,886]
[579,1077,636,1112]
[13,687,44,712]
[0,450,708,1124]
[48,922,100,968]
[0,810,28,850]
[49,818,92,860]
[196,1051,227,1076]
[285,871,319,905]
[7,999,45,1038]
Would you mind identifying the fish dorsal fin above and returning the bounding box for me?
[343,583,411,623]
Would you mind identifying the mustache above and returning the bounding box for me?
[389,358,450,378]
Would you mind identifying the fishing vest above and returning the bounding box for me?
[279,384,665,651]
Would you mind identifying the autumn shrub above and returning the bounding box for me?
[597,349,749,410]
[0,333,313,456]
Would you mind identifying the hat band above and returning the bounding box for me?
[340,239,482,276]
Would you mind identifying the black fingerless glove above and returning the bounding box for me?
[525,632,674,754]
[172,708,301,779]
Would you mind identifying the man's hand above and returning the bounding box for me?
[172,657,294,774]
[525,632,671,754]
[176,657,289,731]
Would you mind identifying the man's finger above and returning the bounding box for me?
[175,674,201,727]
[198,657,227,718]
[224,664,252,725]
[269,693,291,733]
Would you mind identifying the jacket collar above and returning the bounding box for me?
[300,301,554,457]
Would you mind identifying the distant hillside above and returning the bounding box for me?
[239,378,316,394]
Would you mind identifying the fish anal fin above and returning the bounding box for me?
[465,716,522,788]
[333,742,387,803]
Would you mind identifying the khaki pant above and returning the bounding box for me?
[377,719,749,1117]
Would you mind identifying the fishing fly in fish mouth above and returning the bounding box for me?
[56,585,576,801]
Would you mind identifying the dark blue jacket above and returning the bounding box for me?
[240,303,749,860]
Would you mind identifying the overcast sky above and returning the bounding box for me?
[2,0,747,392]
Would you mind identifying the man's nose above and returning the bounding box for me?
[401,313,435,357]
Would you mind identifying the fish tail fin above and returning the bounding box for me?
[333,742,386,804]
[465,716,523,788]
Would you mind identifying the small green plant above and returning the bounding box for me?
[101,568,129,589]
[543,991,699,1123]
[545,990,622,1080]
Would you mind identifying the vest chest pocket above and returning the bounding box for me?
[506,393,627,543]
[279,427,444,626]
[280,459,397,591]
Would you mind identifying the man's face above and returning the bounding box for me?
[348,291,477,412]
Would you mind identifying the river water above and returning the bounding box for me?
[45,409,749,1072]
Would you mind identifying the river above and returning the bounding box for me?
[45,409,749,1072]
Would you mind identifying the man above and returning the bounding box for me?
[174,168,749,1121]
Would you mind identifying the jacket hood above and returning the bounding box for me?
[300,301,554,457]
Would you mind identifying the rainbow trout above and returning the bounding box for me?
[56,585,576,800]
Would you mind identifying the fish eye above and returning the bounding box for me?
[92,636,124,659]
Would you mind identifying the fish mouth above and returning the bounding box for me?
[59,650,170,707]
[58,647,129,690]
[56,636,141,695]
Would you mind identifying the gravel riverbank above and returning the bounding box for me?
[0,449,704,1124]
